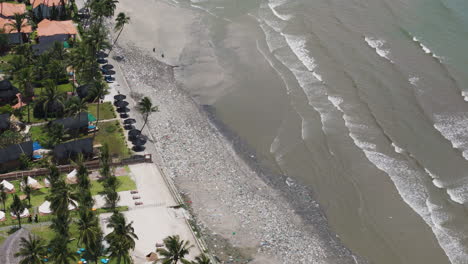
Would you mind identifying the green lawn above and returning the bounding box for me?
[0,54,13,72]
[34,83,74,96]
[20,105,46,124]
[88,102,116,120]
[0,229,8,247]
[29,125,48,145]
[94,121,131,158]
[0,175,135,227]
[29,223,123,264]
[90,175,136,195]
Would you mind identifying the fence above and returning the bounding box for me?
[0,154,152,181]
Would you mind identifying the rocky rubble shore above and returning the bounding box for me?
[111,43,364,264]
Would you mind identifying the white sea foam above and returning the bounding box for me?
[283,34,316,71]
[258,13,468,263]
[259,23,287,53]
[364,37,393,63]
[409,76,420,86]
[413,37,431,54]
[411,35,443,61]
[268,2,293,21]
[433,113,468,160]
[391,142,405,153]
[461,91,468,102]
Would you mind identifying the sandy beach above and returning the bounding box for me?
[99,164,201,263]
[105,0,363,263]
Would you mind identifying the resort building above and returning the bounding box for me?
[0,141,33,172]
[0,3,27,18]
[34,19,77,53]
[50,112,89,133]
[0,80,19,106]
[0,113,9,132]
[30,0,67,19]
[0,17,33,44]
[53,137,94,163]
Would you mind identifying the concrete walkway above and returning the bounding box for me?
[99,163,200,263]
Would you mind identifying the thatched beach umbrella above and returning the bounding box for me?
[124,124,135,130]
[97,51,108,58]
[124,118,136,125]
[102,64,114,70]
[133,135,147,146]
[114,94,126,100]
[132,145,146,152]
[114,100,129,108]
[117,107,130,113]
[105,70,116,75]
[128,129,141,141]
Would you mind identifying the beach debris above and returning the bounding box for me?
[106,41,354,264]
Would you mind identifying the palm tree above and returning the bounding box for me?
[192,254,211,264]
[0,184,6,211]
[47,164,61,188]
[47,179,77,216]
[157,235,193,264]
[14,234,46,264]
[10,55,27,75]
[14,44,34,64]
[105,212,138,261]
[22,175,32,207]
[41,80,64,120]
[76,208,99,247]
[16,67,35,123]
[64,97,88,137]
[74,153,91,192]
[104,189,119,210]
[109,12,130,53]
[7,13,27,44]
[90,80,107,137]
[50,209,72,236]
[137,96,158,131]
[107,239,133,264]
[49,236,77,264]
[10,194,25,228]
[99,143,111,178]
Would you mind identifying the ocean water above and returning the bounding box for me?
[173,0,468,263]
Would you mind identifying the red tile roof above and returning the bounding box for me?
[30,0,68,9]
[0,3,26,17]
[0,17,33,34]
[37,19,77,36]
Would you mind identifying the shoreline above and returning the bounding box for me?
[107,0,365,262]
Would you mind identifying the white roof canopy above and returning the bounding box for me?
[38,201,52,214]
[39,200,77,214]
[67,169,77,179]
[10,208,29,218]
[0,180,14,191]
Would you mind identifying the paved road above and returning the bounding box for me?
[0,228,31,264]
